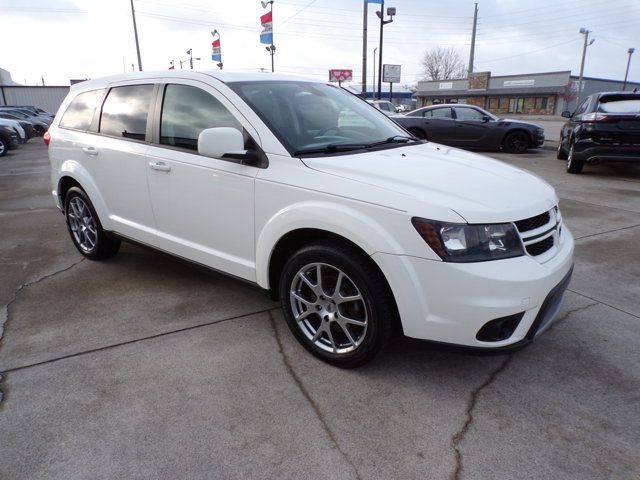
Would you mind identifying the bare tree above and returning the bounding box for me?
[421,47,466,81]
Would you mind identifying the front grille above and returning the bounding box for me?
[526,236,554,256]
[515,211,551,233]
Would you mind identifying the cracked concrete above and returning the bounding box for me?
[0,143,638,479]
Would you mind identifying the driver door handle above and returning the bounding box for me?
[149,161,171,173]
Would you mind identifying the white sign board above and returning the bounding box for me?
[503,79,535,87]
[382,64,401,83]
[439,82,453,90]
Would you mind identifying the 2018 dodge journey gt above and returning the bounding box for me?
[46,71,574,367]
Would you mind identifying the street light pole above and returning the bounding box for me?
[376,4,395,100]
[623,47,635,91]
[577,27,595,105]
[373,47,378,98]
[129,0,143,72]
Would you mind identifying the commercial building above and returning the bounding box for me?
[413,71,640,116]
[0,67,70,112]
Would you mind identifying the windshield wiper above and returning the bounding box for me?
[293,136,419,156]
[366,135,418,147]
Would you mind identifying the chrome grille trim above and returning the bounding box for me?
[514,207,562,260]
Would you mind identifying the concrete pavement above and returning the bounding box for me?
[1,143,639,479]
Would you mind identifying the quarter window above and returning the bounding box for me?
[59,89,104,131]
[160,84,242,151]
[99,84,153,140]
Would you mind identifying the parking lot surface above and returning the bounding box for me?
[1,142,639,480]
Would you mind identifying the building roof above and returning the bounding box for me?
[413,85,568,98]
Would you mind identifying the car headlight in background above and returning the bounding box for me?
[411,217,524,262]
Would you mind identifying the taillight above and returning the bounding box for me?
[43,131,51,147]
[582,112,610,122]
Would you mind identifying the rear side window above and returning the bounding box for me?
[60,89,104,130]
[598,99,640,113]
[160,84,241,151]
[99,84,154,141]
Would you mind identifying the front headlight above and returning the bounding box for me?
[411,217,524,262]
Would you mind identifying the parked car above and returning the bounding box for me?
[368,100,398,116]
[0,107,53,127]
[0,111,48,135]
[558,92,640,173]
[0,118,26,143]
[4,105,54,118]
[395,104,545,153]
[47,71,573,367]
[0,124,20,156]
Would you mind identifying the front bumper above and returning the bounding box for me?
[533,133,545,148]
[372,226,574,349]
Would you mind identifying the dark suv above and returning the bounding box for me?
[558,92,640,173]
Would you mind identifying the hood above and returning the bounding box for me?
[302,142,556,223]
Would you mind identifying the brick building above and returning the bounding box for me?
[413,70,640,116]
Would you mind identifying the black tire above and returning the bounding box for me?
[556,136,568,160]
[566,141,584,174]
[279,240,396,368]
[408,128,427,140]
[0,136,7,157]
[64,187,121,260]
[502,131,530,154]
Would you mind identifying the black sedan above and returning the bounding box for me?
[557,92,640,174]
[393,104,544,153]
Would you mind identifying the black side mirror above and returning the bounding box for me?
[561,110,572,118]
[482,115,490,123]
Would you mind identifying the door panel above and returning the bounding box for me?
[422,107,455,142]
[452,107,491,145]
[145,81,260,281]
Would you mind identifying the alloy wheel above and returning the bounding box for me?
[67,196,98,252]
[289,262,368,354]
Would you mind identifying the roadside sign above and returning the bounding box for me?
[383,64,401,83]
[329,69,353,83]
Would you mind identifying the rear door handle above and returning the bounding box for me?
[149,161,171,173]
[82,146,98,156]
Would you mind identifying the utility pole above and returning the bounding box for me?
[577,28,595,105]
[376,4,395,100]
[361,2,368,99]
[623,47,635,91]
[130,0,143,72]
[468,3,478,75]
[373,47,378,97]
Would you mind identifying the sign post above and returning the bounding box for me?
[329,69,353,87]
[382,64,400,102]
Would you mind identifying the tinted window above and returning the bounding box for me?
[428,108,453,119]
[573,98,590,116]
[454,107,484,121]
[99,84,153,140]
[598,99,640,113]
[59,89,104,130]
[160,84,242,151]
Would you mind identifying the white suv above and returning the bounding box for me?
[46,71,574,367]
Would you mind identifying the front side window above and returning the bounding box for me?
[454,107,484,121]
[160,84,242,151]
[228,81,409,155]
[60,89,104,130]
[99,84,154,141]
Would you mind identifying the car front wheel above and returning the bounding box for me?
[279,241,395,368]
[64,187,121,260]
[0,137,7,157]
[502,131,530,153]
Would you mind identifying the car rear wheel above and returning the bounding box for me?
[502,131,530,154]
[556,137,568,160]
[0,137,7,157]
[566,142,584,174]
[64,187,121,260]
[279,240,395,368]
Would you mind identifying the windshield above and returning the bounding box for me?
[228,81,411,155]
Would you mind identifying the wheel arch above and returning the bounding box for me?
[502,128,533,147]
[56,161,111,226]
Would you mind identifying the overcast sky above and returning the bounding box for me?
[1,0,639,87]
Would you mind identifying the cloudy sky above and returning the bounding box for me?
[1,0,638,88]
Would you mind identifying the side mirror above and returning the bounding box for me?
[198,127,245,159]
[482,115,490,122]
[561,110,572,118]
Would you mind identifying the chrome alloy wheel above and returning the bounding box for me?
[290,263,368,354]
[67,196,98,252]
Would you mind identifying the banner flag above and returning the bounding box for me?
[260,11,273,44]
[365,0,383,3]
[212,37,221,62]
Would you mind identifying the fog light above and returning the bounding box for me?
[476,312,524,342]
